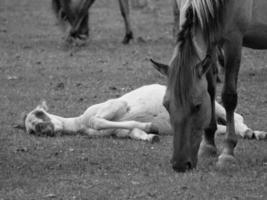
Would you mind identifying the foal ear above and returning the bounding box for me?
[37,100,49,111]
[150,59,169,76]
[196,55,213,78]
[13,112,27,131]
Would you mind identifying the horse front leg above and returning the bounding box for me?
[118,0,133,44]
[69,0,96,40]
[217,33,243,168]
[199,65,218,157]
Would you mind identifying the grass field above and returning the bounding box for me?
[0,0,266,199]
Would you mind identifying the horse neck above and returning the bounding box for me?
[46,113,83,133]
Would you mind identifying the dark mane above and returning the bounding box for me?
[169,0,228,105]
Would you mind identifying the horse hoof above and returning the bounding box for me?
[198,143,217,157]
[216,154,237,169]
[151,135,160,143]
[65,35,88,47]
[148,123,159,134]
[122,32,133,44]
[242,128,254,139]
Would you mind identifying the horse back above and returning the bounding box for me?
[250,0,267,24]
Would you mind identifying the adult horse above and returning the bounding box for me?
[152,0,267,172]
[51,0,133,44]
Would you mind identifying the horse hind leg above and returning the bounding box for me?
[69,0,95,41]
[118,0,133,44]
[217,33,243,168]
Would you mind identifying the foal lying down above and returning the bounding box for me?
[17,84,266,142]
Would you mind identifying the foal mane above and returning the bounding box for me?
[169,0,228,105]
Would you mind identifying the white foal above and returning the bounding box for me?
[16,84,266,141]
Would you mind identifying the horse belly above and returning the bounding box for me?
[251,0,267,24]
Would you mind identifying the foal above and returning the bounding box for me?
[15,84,266,141]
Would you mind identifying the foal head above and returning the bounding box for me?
[15,101,56,137]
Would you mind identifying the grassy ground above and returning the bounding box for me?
[0,0,266,199]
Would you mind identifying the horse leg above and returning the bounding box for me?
[69,0,96,39]
[199,66,217,157]
[118,0,133,44]
[217,33,243,167]
[77,11,89,39]
[215,101,254,138]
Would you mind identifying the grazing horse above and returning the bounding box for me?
[152,0,267,172]
[14,84,266,143]
[51,0,133,44]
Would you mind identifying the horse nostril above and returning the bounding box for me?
[185,161,192,170]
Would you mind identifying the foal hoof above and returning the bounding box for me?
[150,135,160,143]
[216,154,237,169]
[242,128,254,139]
[198,143,217,157]
[149,123,159,134]
[253,130,267,140]
[122,32,133,44]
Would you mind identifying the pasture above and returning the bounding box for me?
[0,0,266,199]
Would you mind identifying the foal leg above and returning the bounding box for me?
[88,100,159,133]
[217,33,243,167]
[199,66,217,157]
[89,118,158,133]
[115,129,160,143]
[118,0,133,44]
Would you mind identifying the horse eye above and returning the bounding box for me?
[192,103,201,113]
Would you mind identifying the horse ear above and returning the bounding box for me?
[196,55,213,78]
[37,100,49,111]
[13,112,27,131]
[150,59,169,76]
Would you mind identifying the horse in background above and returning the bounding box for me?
[152,0,267,172]
[14,83,266,142]
[51,0,134,44]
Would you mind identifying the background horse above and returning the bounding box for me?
[14,84,266,142]
[153,0,267,172]
[52,0,133,44]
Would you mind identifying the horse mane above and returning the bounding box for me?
[169,0,228,105]
[191,0,228,42]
